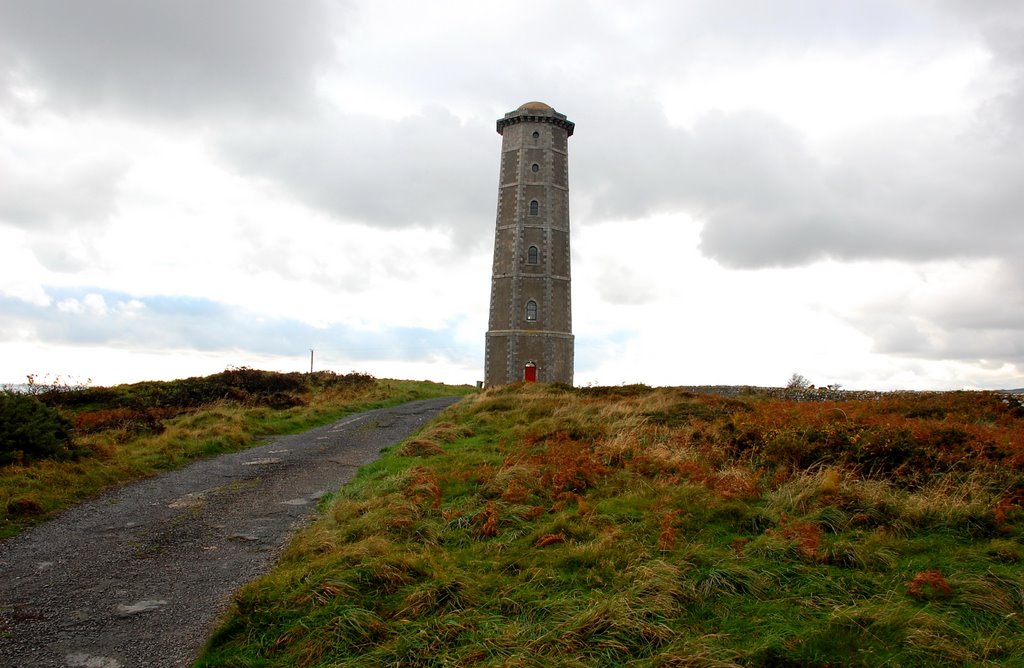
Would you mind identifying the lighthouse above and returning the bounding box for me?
[484,102,575,386]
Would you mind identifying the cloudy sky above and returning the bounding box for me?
[1,0,1022,390]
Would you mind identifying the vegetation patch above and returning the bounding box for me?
[0,371,471,538]
[198,384,1024,666]
[0,391,77,466]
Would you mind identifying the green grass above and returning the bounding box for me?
[1,373,472,539]
[195,384,1024,666]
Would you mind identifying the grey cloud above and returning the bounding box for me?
[661,1,947,53]
[864,313,1024,367]
[696,137,1024,269]
[0,0,336,119]
[919,263,1024,333]
[936,0,1024,57]
[217,108,496,242]
[935,1,1024,141]
[571,97,1024,269]
[238,228,375,294]
[0,157,125,229]
[573,102,826,231]
[846,261,1024,367]
[862,314,933,357]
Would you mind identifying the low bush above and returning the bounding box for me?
[41,369,377,413]
[0,390,76,465]
[72,407,169,439]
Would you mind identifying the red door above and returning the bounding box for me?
[524,363,537,383]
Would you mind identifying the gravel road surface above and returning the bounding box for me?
[0,396,463,668]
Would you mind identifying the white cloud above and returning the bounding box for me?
[55,298,84,315]
[659,47,991,141]
[0,0,1022,390]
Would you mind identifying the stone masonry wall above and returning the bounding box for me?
[485,104,574,386]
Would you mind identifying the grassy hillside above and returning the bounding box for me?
[1,369,472,538]
[198,383,1023,667]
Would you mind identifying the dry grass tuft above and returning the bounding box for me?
[404,467,443,509]
[658,511,681,551]
[476,501,500,538]
[536,532,566,547]
[906,570,952,600]
[423,421,475,444]
[397,437,445,457]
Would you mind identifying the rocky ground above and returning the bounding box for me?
[0,396,462,668]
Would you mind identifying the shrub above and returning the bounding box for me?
[311,371,376,391]
[72,407,168,438]
[6,493,45,516]
[43,368,347,412]
[0,390,76,465]
[786,373,812,390]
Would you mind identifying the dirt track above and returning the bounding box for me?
[0,396,462,668]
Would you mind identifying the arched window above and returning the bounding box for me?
[525,300,538,321]
[532,131,540,139]
[527,245,539,264]
[531,163,540,173]
[529,199,539,216]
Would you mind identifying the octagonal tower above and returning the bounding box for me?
[484,102,575,386]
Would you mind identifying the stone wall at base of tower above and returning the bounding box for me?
[485,331,574,385]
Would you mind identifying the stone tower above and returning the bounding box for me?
[485,101,574,386]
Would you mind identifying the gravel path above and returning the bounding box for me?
[0,396,463,668]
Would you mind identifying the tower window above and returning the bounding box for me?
[531,163,540,173]
[532,131,540,139]
[527,245,539,264]
[525,300,538,321]
[529,200,539,216]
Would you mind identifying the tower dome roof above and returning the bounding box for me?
[498,101,574,136]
